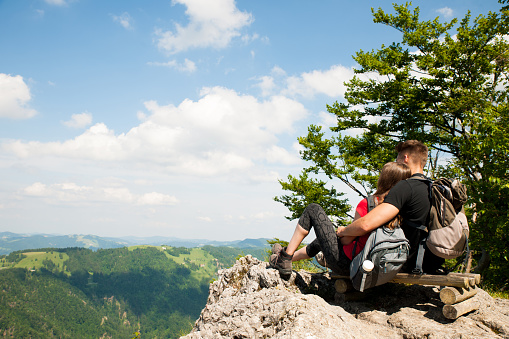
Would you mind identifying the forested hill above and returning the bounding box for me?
[0,245,267,338]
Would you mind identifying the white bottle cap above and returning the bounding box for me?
[362,260,374,272]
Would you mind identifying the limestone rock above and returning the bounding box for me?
[182,255,509,338]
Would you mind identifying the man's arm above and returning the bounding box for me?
[339,211,361,245]
[337,202,400,238]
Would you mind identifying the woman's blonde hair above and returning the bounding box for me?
[373,162,411,229]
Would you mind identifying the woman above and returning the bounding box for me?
[270,162,411,276]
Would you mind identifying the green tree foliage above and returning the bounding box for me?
[0,268,136,338]
[165,246,191,256]
[5,252,26,263]
[0,244,261,338]
[63,247,207,338]
[0,247,215,338]
[202,245,268,268]
[274,171,353,224]
[276,3,509,288]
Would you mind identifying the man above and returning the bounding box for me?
[337,140,444,273]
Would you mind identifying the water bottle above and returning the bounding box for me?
[359,260,374,292]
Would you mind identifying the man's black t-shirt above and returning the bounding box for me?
[384,173,443,273]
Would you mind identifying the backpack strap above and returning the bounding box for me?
[367,195,377,212]
[405,176,433,275]
[413,238,427,274]
[407,176,433,200]
[462,230,471,272]
[352,196,377,259]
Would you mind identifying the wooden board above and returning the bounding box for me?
[331,272,476,289]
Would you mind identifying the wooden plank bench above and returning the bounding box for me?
[330,272,481,319]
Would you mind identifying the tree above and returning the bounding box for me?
[276,2,509,288]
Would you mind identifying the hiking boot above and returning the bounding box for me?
[269,247,293,277]
[316,251,327,268]
[271,243,283,255]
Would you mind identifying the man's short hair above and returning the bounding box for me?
[396,140,428,167]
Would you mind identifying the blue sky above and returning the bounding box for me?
[0,0,497,241]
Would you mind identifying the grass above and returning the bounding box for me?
[125,245,218,280]
[164,247,218,280]
[13,251,69,272]
[1,246,219,282]
[127,245,219,280]
[486,290,509,299]
[481,283,509,299]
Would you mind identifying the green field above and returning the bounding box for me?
[163,247,218,280]
[15,251,69,270]
[1,251,70,274]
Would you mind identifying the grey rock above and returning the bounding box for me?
[182,255,509,338]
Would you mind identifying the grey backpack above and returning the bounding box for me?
[350,196,410,292]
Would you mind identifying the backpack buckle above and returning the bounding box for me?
[412,268,423,275]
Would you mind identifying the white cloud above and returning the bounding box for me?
[148,59,197,73]
[271,66,286,77]
[24,182,50,196]
[62,112,93,128]
[437,7,454,18]
[156,0,253,54]
[256,75,276,97]
[3,86,308,178]
[137,192,179,206]
[241,33,260,44]
[318,110,338,129]
[249,170,280,183]
[0,74,37,119]
[265,145,300,165]
[254,64,359,99]
[252,211,277,220]
[23,181,178,206]
[254,66,287,97]
[284,64,355,99]
[112,12,133,30]
[197,216,212,222]
[5,123,124,161]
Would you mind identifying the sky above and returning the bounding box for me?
[0,0,498,241]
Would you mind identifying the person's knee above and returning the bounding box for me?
[305,203,323,214]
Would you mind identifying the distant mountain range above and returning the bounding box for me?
[0,232,267,255]
[120,235,270,249]
[0,232,269,255]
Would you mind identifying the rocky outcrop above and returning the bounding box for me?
[182,255,509,338]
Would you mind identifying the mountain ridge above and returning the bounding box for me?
[0,232,269,255]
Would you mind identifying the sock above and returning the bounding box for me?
[281,247,293,259]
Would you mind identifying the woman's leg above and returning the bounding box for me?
[296,203,350,275]
[292,239,322,262]
[292,246,311,262]
[305,238,322,257]
[286,224,309,255]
